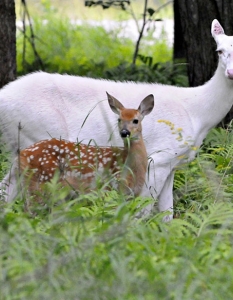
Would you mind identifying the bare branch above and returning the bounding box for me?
[20,0,44,71]
[132,0,148,65]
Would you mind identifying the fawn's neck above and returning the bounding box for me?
[124,137,147,164]
[122,136,148,196]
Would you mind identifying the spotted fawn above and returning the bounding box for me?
[19,92,154,199]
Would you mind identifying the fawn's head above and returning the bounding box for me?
[106,92,154,142]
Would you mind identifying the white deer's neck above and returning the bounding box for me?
[205,62,233,125]
[184,62,233,132]
[208,62,233,94]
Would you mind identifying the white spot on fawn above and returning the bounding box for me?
[103,157,111,164]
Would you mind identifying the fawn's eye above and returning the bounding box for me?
[118,118,121,123]
[133,119,138,124]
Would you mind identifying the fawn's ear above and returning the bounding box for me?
[138,94,154,117]
[211,19,225,40]
[106,92,124,115]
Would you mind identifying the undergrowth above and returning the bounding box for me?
[1,189,233,299]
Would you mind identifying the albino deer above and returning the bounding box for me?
[16,93,154,200]
[0,20,233,220]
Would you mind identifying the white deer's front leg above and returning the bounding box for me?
[158,171,175,222]
[0,160,19,202]
[137,165,174,219]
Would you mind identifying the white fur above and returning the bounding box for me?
[1,20,233,220]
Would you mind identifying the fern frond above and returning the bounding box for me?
[185,203,233,238]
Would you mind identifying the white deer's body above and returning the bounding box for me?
[1,20,233,220]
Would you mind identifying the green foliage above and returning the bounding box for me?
[1,187,233,299]
[0,143,11,181]
[16,7,180,83]
[17,16,135,77]
[104,56,188,85]
[173,125,233,216]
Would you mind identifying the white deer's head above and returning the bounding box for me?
[212,19,233,80]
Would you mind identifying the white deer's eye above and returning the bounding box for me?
[217,50,223,55]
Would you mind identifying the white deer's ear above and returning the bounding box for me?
[211,19,225,39]
[106,92,124,115]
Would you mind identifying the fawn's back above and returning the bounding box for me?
[20,138,127,193]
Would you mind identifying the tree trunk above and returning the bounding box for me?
[173,0,185,60]
[0,0,16,88]
[175,0,222,87]
[175,0,233,124]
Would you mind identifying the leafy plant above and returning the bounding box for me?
[104,57,188,86]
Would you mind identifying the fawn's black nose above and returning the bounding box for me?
[120,129,130,138]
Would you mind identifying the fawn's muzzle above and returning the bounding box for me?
[120,129,130,138]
